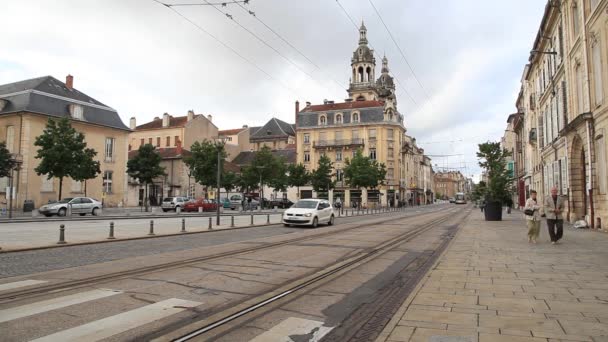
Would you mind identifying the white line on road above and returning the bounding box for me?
[31,298,201,342]
[0,288,121,323]
[250,317,333,342]
[0,279,47,292]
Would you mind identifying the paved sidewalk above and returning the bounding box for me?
[377,209,608,342]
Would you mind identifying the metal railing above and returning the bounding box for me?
[313,138,364,148]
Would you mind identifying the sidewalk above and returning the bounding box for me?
[378,209,608,342]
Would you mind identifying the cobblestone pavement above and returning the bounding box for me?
[377,209,608,342]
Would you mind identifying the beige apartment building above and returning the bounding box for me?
[512,0,608,229]
[434,171,466,200]
[0,75,130,209]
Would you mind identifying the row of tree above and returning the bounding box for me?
[0,118,389,208]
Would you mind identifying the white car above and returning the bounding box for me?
[282,199,335,228]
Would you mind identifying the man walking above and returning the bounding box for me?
[544,186,565,244]
[524,190,541,243]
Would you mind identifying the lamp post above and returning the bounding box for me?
[256,166,266,210]
[8,154,22,219]
[215,136,228,226]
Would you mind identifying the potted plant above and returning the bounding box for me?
[476,142,513,221]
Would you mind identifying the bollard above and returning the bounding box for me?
[251,214,254,225]
[267,214,270,224]
[57,224,67,244]
[108,222,116,239]
[231,215,235,227]
[208,217,213,230]
[181,218,186,233]
[148,220,155,236]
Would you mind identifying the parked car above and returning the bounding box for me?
[270,198,294,209]
[221,198,231,209]
[39,197,102,217]
[282,199,334,228]
[183,198,218,212]
[449,197,455,203]
[161,197,189,212]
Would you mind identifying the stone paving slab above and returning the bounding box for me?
[377,209,608,342]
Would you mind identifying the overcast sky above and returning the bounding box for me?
[0,0,547,180]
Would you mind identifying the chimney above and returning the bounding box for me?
[242,124,248,128]
[129,117,136,130]
[345,98,353,102]
[154,116,160,121]
[176,139,183,155]
[65,74,74,90]
[207,114,213,122]
[323,99,328,104]
[162,113,170,128]
[187,110,194,122]
[295,101,300,114]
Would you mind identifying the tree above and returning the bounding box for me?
[476,142,513,203]
[343,149,387,190]
[34,118,98,200]
[184,140,226,198]
[267,157,289,193]
[71,147,101,196]
[287,163,309,199]
[221,171,240,201]
[310,154,335,194]
[0,142,16,178]
[127,144,166,211]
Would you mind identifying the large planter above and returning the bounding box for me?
[484,201,503,221]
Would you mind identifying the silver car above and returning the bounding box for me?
[161,197,189,212]
[39,197,102,217]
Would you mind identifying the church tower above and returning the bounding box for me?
[377,55,396,103]
[348,21,378,101]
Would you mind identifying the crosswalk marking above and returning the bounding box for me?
[31,298,201,342]
[0,279,47,292]
[0,288,121,323]
[250,317,333,342]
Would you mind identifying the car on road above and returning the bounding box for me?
[183,198,218,212]
[269,198,294,209]
[449,197,455,203]
[161,197,189,212]
[282,199,334,228]
[39,197,102,217]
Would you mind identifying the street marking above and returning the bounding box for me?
[0,279,47,292]
[251,317,333,342]
[0,288,121,323]
[31,298,201,342]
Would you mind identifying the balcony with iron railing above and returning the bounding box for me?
[313,138,365,148]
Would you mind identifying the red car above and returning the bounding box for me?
[183,198,218,212]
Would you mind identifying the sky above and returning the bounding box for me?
[0,0,547,181]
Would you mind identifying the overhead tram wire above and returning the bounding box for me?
[152,0,299,96]
[200,0,339,96]
[232,0,348,92]
[168,0,249,6]
[367,0,431,102]
[333,0,418,108]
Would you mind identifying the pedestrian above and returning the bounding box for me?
[544,186,565,244]
[480,200,486,212]
[524,190,542,243]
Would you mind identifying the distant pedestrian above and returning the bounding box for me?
[480,200,486,212]
[544,186,565,244]
[524,190,541,244]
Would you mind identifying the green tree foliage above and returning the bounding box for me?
[267,157,289,193]
[471,181,487,202]
[221,171,240,199]
[0,142,16,178]
[240,146,285,194]
[127,144,166,211]
[476,142,513,203]
[34,118,99,200]
[184,140,226,189]
[310,154,335,193]
[287,163,309,199]
[343,149,387,190]
[71,147,101,196]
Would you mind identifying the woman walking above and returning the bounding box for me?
[524,190,542,243]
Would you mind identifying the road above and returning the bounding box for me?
[0,203,466,342]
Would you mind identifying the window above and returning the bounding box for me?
[572,2,580,37]
[387,128,394,140]
[166,136,171,147]
[352,113,359,123]
[140,138,144,147]
[576,65,585,114]
[369,129,377,140]
[156,137,161,147]
[336,169,344,182]
[41,175,53,192]
[387,168,394,179]
[148,138,153,145]
[304,134,310,144]
[304,152,310,162]
[597,133,607,194]
[319,115,327,126]
[105,137,115,162]
[336,114,343,124]
[69,104,84,120]
[103,171,113,193]
[336,150,343,161]
[71,180,82,193]
[5,126,14,153]
[592,41,603,106]
[388,147,394,159]
[352,130,359,140]
[370,148,376,160]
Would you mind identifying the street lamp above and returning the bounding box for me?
[256,166,266,210]
[8,154,23,219]
[215,136,228,225]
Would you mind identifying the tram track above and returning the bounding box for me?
[146,207,470,342]
[0,207,455,305]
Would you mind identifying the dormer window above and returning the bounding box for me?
[319,115,327,126]
[351,112,360,123]
[69,104,84,120]
[0,99,6,111]
[336,113,343,124]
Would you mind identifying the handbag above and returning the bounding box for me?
[524,209,534,216]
